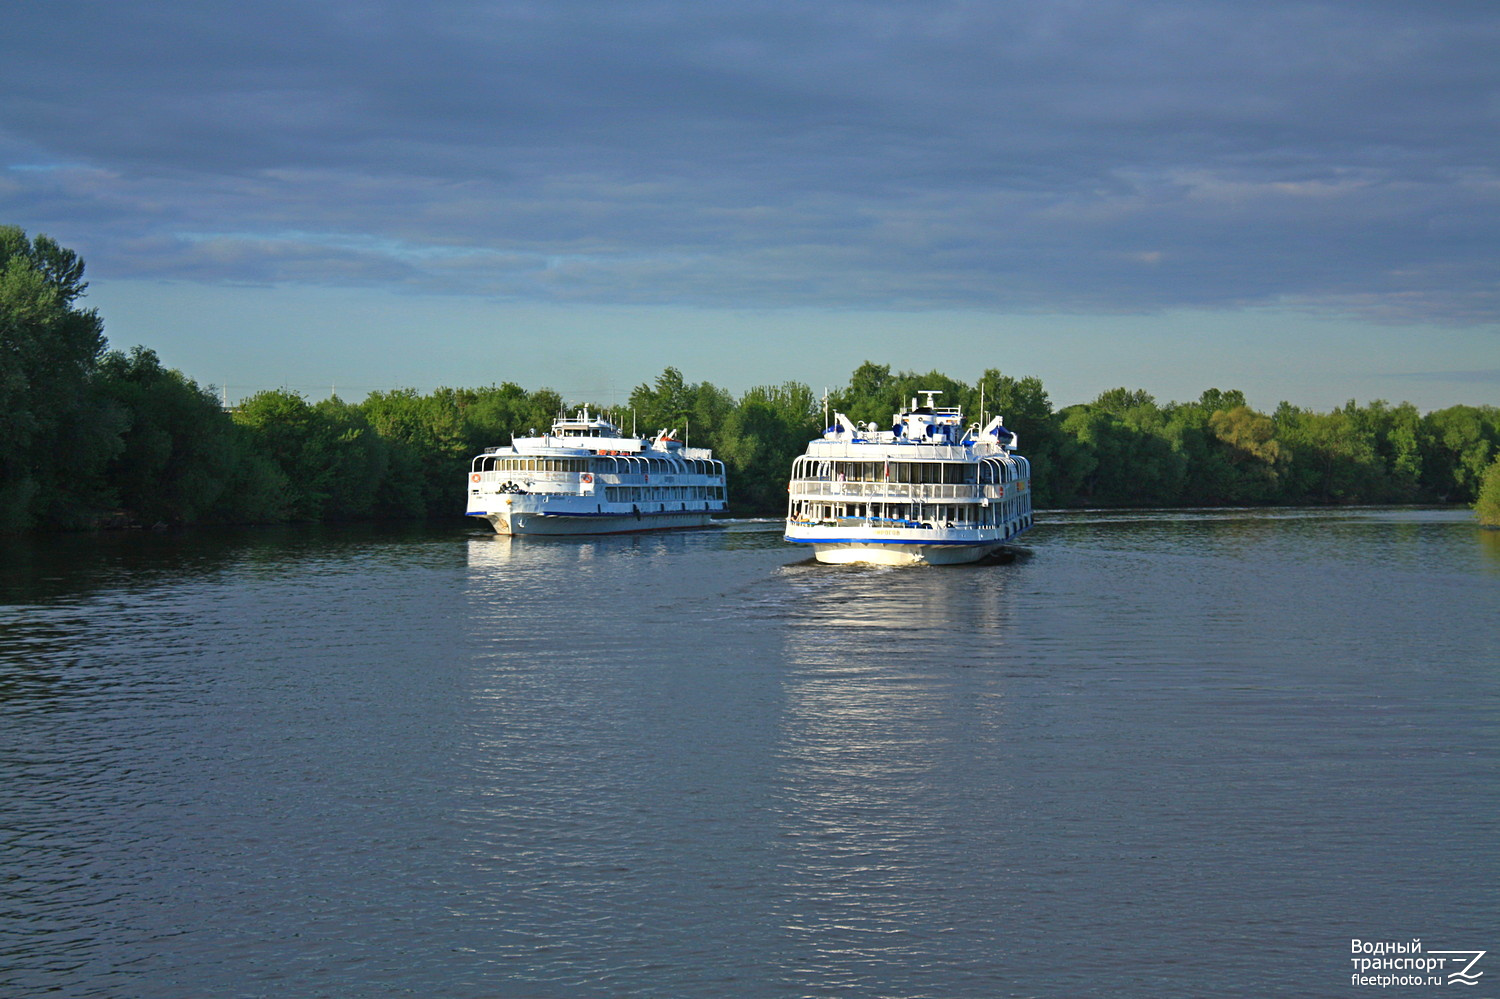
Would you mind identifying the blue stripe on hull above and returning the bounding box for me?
[784,524,1032,546]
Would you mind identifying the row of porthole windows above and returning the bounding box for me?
[478,456,726,477]
[792,457,1028,486]
[788,497,1031,527]
[604,486,726,502]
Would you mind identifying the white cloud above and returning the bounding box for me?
[2,0,1498,325]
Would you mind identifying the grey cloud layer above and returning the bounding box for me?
[3,0,1498,320]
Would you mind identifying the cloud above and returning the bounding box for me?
[3,0,1499,322]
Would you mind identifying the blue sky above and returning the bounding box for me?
[3,0,1497,411]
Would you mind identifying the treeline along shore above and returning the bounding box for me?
[6,226,1500,531]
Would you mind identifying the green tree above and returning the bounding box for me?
[1163,403,1233,504]
[1059,406,1180,506]
[0,227,119,529]
[833,361,896,426]
[94,346,253,524]
[1362,400,1423,499]
[716,382,820,513]
[231,390,329,519]
[1475,455,1500,527]
[457,382,551,452]
[1275,404,1381,503]
[627,367,735,452]
[359,389,467,518]
[1090,387,1158,419]
[628,367,694,436]
[1207,405,1285,503]
[312,396,389,520]
[1058,389,1184,506]
[1196,387,1247,413]
[232,389,392,523]
[975,369,1070,506]
[1420,405,1499,502]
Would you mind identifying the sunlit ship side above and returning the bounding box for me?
[467,410,728,535]
[785,391,1033,565]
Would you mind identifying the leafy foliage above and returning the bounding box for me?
[1,227,117,528]
[96,346,286,525]
[1476,456,1500,527]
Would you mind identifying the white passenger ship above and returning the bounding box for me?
[785,391,1033,565]
[467,410,728,535]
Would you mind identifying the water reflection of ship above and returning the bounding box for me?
[768,558,1019,972]
[465,531,682,572]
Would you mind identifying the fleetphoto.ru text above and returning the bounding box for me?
[1350,939,1486,988]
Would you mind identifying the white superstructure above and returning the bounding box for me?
[785,391,1033,565]
[467,410,728,535]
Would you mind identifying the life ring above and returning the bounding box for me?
[470,473,481,482]
[581,473,593,483]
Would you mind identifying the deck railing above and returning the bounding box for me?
[801,442,981,460]
[788,480,1010,501]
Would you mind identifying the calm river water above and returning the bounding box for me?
[2,509,1496,998]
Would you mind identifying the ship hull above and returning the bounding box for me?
[787,520,1030,565]
[477,509,714,536]
[807,540,1005,566]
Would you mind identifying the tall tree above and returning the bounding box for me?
[0,227,119,528]
[627,367,731,447]
[94,346,278,525]
[716,382,821,513]
[361,388,470,517]
[832,361,896,426]
[1475,455,1500,527]
[975,369,1069,506]
[1420,405,1500,502]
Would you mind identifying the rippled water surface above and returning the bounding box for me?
[2,510,1497,997]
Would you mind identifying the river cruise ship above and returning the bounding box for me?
[785,391,1033,565]
[467,410,728,535]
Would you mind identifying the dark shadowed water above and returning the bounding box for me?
[2,509,1496,998]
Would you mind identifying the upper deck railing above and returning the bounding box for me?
[788,480,1016,501]
[801,441,993,461]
